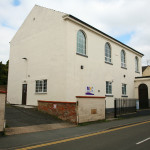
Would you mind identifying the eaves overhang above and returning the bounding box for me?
[63,14,144,57]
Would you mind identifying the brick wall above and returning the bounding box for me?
[38,100,77,123]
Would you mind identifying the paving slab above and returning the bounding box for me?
[13,105,35,108]
[5,123,76,135]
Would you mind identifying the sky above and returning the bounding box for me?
[0,0,150,65]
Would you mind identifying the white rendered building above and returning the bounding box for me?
[7,5,143,110]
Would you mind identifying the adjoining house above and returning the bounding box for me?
[134,65,150,109]
[142,65,150,76]
[7,5,144,122]
[134,76,150,109]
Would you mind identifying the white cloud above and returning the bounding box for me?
[0,25,15,62]
[0,0,150,65]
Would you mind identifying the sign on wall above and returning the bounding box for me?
[86,86,94,95]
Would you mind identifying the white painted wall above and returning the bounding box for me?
[65,19,142,108]
[8,5,68,105]
[8,5,143,108]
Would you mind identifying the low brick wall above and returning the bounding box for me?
[38,100,77,123]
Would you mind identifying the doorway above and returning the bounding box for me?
[22,84,27,105]
[138,84,148,109]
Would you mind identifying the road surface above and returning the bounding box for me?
[16,120,150,150]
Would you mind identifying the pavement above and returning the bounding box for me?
[5,123,76,136]
[119,109,150,118]
[0,114,150,149]
[4,104,150,136]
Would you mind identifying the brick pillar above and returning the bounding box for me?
[0,91,6,135]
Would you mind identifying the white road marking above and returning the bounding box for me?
[136,137,150,145]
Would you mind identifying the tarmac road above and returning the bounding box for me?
[1,115,150,150]
[16,120,150,150]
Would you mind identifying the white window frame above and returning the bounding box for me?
[35,79,47,93]
[105,42,111,63]
[121,50,126,68]
[77,30,86,55]
[122,84,127,96]
[135,56,139,72]
[106,81,112,95]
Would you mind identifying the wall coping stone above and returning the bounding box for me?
[38,100,76,104]
[76,96,105,98]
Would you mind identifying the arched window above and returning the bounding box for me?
[105,42,111,63]
[121,50,126,68]
[77,30,86,55]
[135,56,139,72]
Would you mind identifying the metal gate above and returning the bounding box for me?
[114,98,137,118]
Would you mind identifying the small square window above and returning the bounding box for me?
[35,79,47,93]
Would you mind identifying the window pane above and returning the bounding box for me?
[106,81,112,94]
[106,82,109,94]
[43,80,47,92]
[121,50,126,67]
[35,80,47,93]
[122,84,126,95]
[109,83,112,94]
[105,43,111,63]
[77,30,86,55]
[35,81,39,92]
[135,57,139,72]
[122,85,124,95]
[39,81,42,92]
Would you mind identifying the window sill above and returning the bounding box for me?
[35,92,47,94]
[76,53,88,58]
[121,66,127,70]
[105,61,113,65]
[105,94,113,97]
[121,95,128,97]
[135,71,140,74]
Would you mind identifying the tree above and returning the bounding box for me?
[0,61,9,85]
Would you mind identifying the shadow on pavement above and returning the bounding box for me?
[5,104,64,128]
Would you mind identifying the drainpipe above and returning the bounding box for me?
[76,100,79,125]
